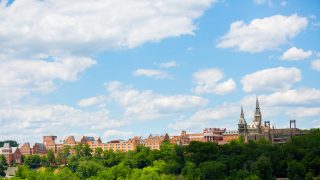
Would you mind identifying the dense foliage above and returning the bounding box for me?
[2,129,320,179]
[0,140,18,147]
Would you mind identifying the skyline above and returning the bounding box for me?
[0,0,320,143]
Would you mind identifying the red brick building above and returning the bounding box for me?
[0,143,21,165]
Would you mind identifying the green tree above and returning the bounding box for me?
[47,149,55,166]
[24,155,41,169]
[253,156,273,180]
[0,155,8,177]
[288,160,306,180]
[181,161,201,179]
[76,160,103,179]
[199,161,226,179]
[94,147,103,159]
[83,144,93,157]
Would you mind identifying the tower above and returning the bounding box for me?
[254,97,262,134]
[238,106,247,135]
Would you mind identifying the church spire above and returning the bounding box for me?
[255,97,261,116]
[238,105,246,125]
[241,106,244,118]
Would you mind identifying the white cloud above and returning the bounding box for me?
[253,0,273,6]
[168,103,238,131]
[241,67,301,93]
[105,81,208,120]
[0,55,95,103]
[0,0,213,55]
[286,107,320,118]
[133,69,170,79]
[192,69,236,94]
[311,59,320,71]
[103,130,133,140]
[260,88,320,106]
[0,104,127,143]
[217,14,308,52]
[281,47,312,61]
[158,61,178,68]
[78,96,106,107]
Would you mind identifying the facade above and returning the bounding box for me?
[0,143,22,165]
[20,143,32,156]
[238,98,267,136]
[81,136,103,152]
[32,143,47,155]
[238,98,303,143]
[142,134,169,150]
[43,135,60,153]
[203,128,226,143]
[222,130,239,144]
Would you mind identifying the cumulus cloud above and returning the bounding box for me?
[241,67,301,93]
[192,69,236,94]
[281,47,312,61]
[0,55,96,103]
[0,104,127,143]
[105,81,208,120]
[103,130,133,140]
[0,0,213,55]
[133,69,170,79]
[158,61,178,68]
[311,59,320,71]
[217,14,308,52]
[78,96,106,107]
[168,103,239,131]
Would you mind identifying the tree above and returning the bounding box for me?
[287,160,306,180]
[182,161,201,180]
[83,144,93,157]
[199,161,226,179]
[24,155,41,169]
[253,156,273,180]
[47,149,55,166]
[76,160,103,178]
[94,147,103,159]
[0,155,8,177]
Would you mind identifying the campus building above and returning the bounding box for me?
[0,143,21,165]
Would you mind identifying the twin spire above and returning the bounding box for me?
[238,97,261,125]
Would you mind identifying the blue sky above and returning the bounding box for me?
[0,0,319,143]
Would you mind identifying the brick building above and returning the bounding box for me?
[0,143,21,165]
[32,143,47,155]
[19,143,32,156]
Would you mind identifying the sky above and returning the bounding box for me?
[0,0,320,144]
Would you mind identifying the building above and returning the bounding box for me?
[203,128,226,143]
[222,130,239,144]
[142,134,169,150]
[19,143,32,156]
[80,136,103,152]
[238,98,304,143]
[43,136,59,153]
[0,143,21,165]
[32,143,47,155]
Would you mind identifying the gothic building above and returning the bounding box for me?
[238,97,266,136]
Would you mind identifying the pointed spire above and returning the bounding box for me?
[255,96,261,115]
[238,105,246,125]
[241,105,244,118]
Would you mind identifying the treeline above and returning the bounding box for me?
[0,140,18,148]
[1,129,320,180]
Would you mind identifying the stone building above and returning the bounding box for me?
[0,143,21,165]
[238,98,304,143]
